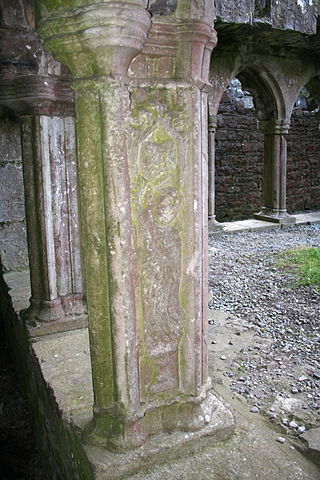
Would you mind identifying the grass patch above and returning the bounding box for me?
[277,247,320,289]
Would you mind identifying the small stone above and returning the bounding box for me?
[282,418,289,425]
[220,355,227,360]
[313,372,320,380]
[276,436,286,443]
[298,426,306,433]
[250,406,259,413]
[291,387,299,394]
[208,320,214,325]
[298,376,308,382]
[289,421,298,429]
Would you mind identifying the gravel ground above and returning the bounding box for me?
[208,224,320,434]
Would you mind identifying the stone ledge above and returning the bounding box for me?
[32,327,234,478]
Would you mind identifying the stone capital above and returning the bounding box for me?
[129,19,217,85]
[0,75,74,117]
[36,1,151,78]
[258,118,290,135]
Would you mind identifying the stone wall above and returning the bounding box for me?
[215,0,318,34]
[215,91,320,221]
[0,117,28,272]
[287,110,320,212]
[215,92,264,221]
[0,259,93,479]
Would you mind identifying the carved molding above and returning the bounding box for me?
[0,75,74,116]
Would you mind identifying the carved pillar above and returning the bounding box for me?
[254,119,296,224]
[37,0,233,452]
[208,113,222,230]
[0,76,86,329]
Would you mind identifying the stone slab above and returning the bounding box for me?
[300,428,320,466]
[295,212,320,225]
[210,211,320,234]
[32,328,93,430]
[4,269,31,312]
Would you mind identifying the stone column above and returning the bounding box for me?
[254,119,296,224]
[0,75,86,331]
[37,0,233,452]
[208,113,223,230]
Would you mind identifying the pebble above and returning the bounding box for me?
[276,436,286,443]
[220,355,227,360]
[208,225,320,429]
[250,406,259,413]
[297,426,306,433]
[289,421,298,429]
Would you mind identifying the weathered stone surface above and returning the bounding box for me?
[215,0,318,34]
[0,222,28,272]
[0,117,29,271]
[20,114,85,325]
[148,0,177,16]
[0,265,94,480]
[300,428,320,465]
[0,163,25,223]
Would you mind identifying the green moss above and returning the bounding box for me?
[85,412,124,450]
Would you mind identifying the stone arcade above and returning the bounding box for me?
[1,0,320,478]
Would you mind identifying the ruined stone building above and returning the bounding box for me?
[0,0,320,478]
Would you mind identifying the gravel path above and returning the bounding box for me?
[208,224,320,433]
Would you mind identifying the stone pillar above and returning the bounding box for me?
[254,119,296,224]
[21,114,85,326]
[0,75,86,330]
[37,0,233,452]
[208,113,223,230]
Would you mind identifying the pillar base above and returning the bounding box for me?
[208,216,224,231]
[85,381,233,453]
[254,210,296,225]
[23,295,87,336]
[84,391,235,479]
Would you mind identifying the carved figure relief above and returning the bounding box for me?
[132,121,185,398]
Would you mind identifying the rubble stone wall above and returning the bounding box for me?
[215,0,318,34]
[215,92,320,221]
[287,110,320,212]
[0,117,28,271]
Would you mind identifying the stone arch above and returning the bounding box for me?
[236,65,286,122]
[208,59,298,229]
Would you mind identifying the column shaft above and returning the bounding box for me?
[21,114,86,326]
[207,113,222,229]
[255,119,295,224]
